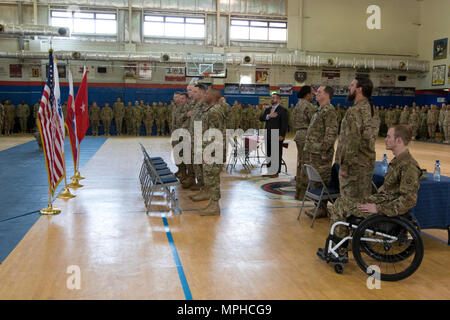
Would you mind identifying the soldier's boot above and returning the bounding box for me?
[189,182,201,191]
[181,177,194,189]
[305,206,329,219]
[188,190,210,202]
[317,235,349,263]
[200,200,220,216]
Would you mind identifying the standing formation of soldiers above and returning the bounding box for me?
[0,96,448,145]
[171,83,228,216]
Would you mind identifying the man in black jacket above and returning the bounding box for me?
[259,93,289,177]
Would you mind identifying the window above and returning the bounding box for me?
[230,19,287,42]
[50,10,117,35]
[143,15,205,39]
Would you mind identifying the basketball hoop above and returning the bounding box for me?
[202,72,213,78]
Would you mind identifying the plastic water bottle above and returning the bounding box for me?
[433,160,441,182]
[382,154,388,174]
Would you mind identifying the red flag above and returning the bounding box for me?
[37,50,65,196]
[74,68,89,142]
[65,70,78,170]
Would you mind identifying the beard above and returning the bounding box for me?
[346,92,356,102]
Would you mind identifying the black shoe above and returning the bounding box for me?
[317,248,348,264]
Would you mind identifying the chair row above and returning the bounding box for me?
[139,143,181,214]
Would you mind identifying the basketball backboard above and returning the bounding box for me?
[186,53,227,78]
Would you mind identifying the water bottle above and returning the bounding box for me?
[382,154,388,174]
[433,160,441,182]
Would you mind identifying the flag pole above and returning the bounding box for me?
[57,153,76,199]
[37,49,60,215]
[69,140,84,188]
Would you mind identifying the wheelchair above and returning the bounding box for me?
[317,213,424,281]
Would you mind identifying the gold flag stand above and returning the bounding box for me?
[58,153,76,199]
[40,192,61,215]
[69,141,84,188]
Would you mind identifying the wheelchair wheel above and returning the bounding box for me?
[352,215,424,282]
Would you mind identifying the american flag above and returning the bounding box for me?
[37,50,65,196]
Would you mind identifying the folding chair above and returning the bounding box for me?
[297,164,340,228]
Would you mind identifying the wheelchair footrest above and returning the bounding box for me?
[317,248,349,264]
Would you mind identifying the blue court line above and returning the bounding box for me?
[421,231,449,246]
[161,211,193,300]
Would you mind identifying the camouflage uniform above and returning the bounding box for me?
[201,103,225,201]
[113,100,125,135]
[301,103,339,215]
[133,102,143,136]
[143,104,154,136]
[89,103,101,136]
[439,107,445,137]
[408,111,420,140]
[155,103,165,135]
[292,99,316,199]
[427,106,439,140]
[100,103,113,136]
[334,99,380,204]
[4,101,16,136]
[418,108,428,140]
[166,103,174,135]
[17,102,30,133]
[0,102,5,135]
[124,103,134,135]
[190,101,206,188]
[385,108,395,129]
[33,102,40,125]
[399,109,409,125]
[331,149,422,238]
[443,107,450,143]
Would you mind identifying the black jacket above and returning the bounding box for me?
[259,104,289,138]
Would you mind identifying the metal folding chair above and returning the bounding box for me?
[297,164,340,227]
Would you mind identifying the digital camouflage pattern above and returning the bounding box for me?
[331,149,422,238]
[335,98,380,201]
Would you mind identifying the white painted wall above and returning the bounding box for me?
[288,0,420,56]
[417,0,450,90]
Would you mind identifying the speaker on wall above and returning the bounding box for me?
[398,75,407,81]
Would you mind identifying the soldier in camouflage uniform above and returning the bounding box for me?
[418,106,428,140]
[187,84,207,194]
[155,102,165,136]
[292,86,315,200]
[113,97,125,136]
[190,88,225,216]
[301,86,339,217]
[438,103,445,138]
[143,102,154,136]
[321,125,423,256]
[33,99,41,130]
[0,101,5,135]
[427,104,439,141]
[4,100,16,136]
[288,104,294,134]
[124,102,134,135]
[133,101,143,136]
[180,84,197,188]
[409,107,419,140]
[443,105,450,143]
[218,96,232,162]
[100,102,113,136]
[333,77,380,219]
[89,101,101,136]
[399,106,409,125]
[394,105,401,124]
[17,100,30,133]
[171,92,187,182]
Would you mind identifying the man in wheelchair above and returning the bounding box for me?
[318,125,424,266]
